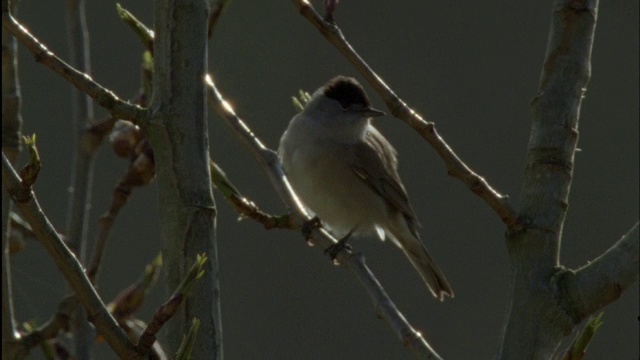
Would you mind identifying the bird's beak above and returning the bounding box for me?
[362,107,386,118]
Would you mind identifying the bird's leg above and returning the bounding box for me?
[324,228,355,260]
[302,216,323,243]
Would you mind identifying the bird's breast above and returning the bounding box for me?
[284,140,388,237]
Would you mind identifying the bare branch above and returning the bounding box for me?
[209,160,292,230]
[18,296,79,353]
[136,255,206,356]
[1,0,22,163]
[559,222,639,322]
[207,0,231,39]
[64,0,95,259]
[1,1,21,350]
[558,312,604,360]
[63,1,98,352]
[1,153,141,358]
[107,256,167,359]
[1,12,145,121]
[290,0,520,230]
[88,137,155,283]
[116,3,154,54]
[108,255,162,322]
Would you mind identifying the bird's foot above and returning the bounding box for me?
[302,216,323,244]
[324,229,354,261]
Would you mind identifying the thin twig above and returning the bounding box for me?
[207,0,231,39]
[209,160,293,230]
[18,296,79,352]
[136,255,206,355]
[291,0,521,231]
[64,0,97,354]
[87,140,155,283]
[64,0,95,260]
[1,0,22,350]
[106,255,166,359]
[108,255,162,322]
[87,175,135,283]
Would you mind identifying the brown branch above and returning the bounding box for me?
[103,256,166,359]
[2,1,22,350]
[207,0,231,39]
[136,255,206,356]
[290,0,521,231]
[209,160,293,230]
[18,296,78,352]
[1,12,145,122]
[108,255,162,322]
[87,138,155,282]
[64,0,98,354]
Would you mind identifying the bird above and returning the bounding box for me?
[278,75,453,300]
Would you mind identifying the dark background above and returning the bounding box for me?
[9,0,638,359]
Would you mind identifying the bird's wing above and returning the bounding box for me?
[351,127,421,236]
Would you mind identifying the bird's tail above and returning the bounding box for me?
[390,225,453,301]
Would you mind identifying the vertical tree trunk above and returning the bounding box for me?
[149,0,222,357]
[498,0,598,358]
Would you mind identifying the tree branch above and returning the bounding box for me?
[64,0,97,355]
[64,0,94,260]
[559,222,639,322]
[1,11,145,121]
[209,160,293,230]
[17,296,79,354]
[1,0,21,354]
[290,0,521,231]
[1,153,141,358]
[136,255,206,356]
[87,136,155,283]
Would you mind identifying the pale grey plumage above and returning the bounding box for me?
[278,76,453,300]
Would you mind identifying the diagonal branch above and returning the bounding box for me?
[1,11,145,121]
[291,0,520,231]
[17,296,79,354]
[209,160,293,230]
[558,222,639,323]
[1,153,141,358]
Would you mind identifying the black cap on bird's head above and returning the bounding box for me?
[322,76,385,117]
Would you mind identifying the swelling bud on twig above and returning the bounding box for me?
[20,134,41,187]
[109,120,143,158]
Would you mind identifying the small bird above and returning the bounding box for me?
[278,76,453,300]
